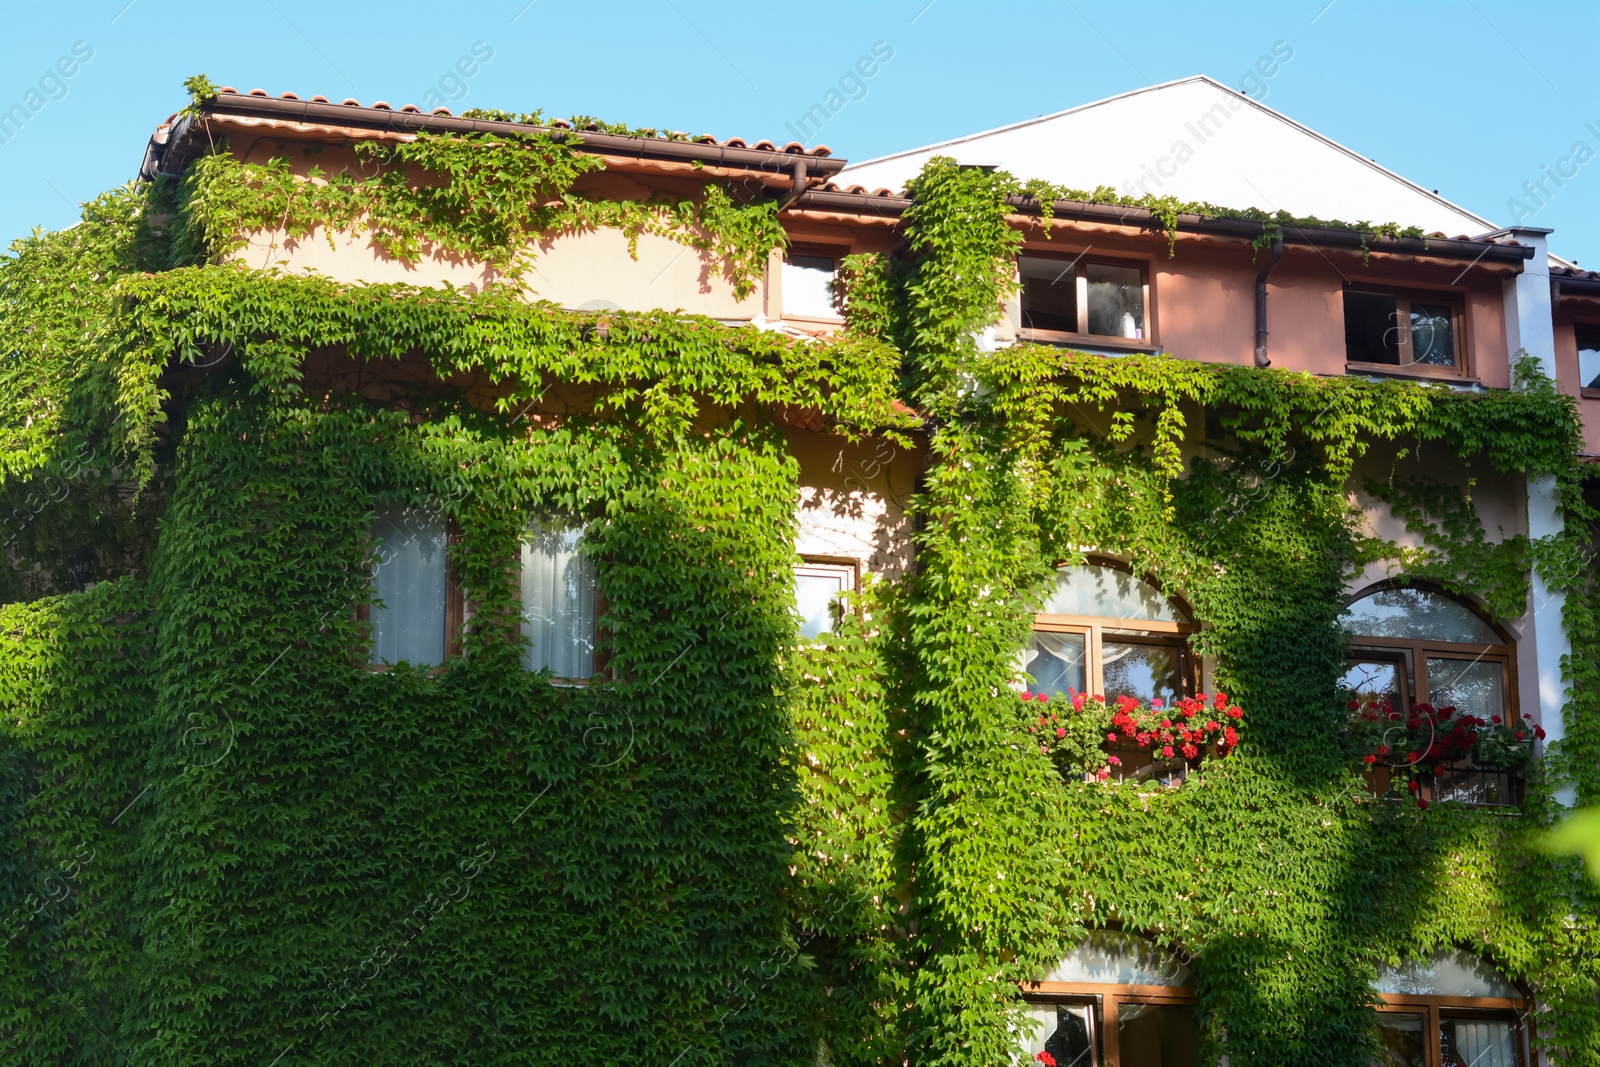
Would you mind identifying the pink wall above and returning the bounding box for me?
[1554,306,1600,456]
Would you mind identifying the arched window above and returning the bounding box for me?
[1339,585,1515,721]
[1021,930,1197,1066]
[1027,563,1195,705]
[1373,949,1528,1067]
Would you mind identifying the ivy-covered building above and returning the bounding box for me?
[1,76,1597,1067]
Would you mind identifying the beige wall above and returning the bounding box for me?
[786,427,919,579]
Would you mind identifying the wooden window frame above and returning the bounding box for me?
[781,243,849,324]
[514,520,604,683]
[360,516,464,672]
[795,555,861,636]
[1344,285,1470,379]
[1374,996,1530,1067]
[1021,982,1199,1067]
[1031,559,1198,700]
[1018,252,1157,350]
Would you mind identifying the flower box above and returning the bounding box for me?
[1352,699,1535,809]
[1021,690,1244,786]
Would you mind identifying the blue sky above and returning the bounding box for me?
[2,0,1595,264]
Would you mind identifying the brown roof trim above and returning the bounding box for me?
[794,187,1535,265]
[142,90,847,182]
[1555,267,1600,297]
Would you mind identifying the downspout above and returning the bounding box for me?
[778,158,808,212]
[1253,237,1284,368]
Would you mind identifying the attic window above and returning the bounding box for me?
[781,247,842,320]
[1019,254,1150,345]
[1344,287,1464,377]
[1578,324,1600,394]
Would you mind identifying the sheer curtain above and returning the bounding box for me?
[1443,1019,1515,1067]
[371,508,447,666]
[522,520,597,677]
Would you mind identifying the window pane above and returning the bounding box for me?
[1102,641,1181,705]
[1408,302,1456,366]
[1116,1002,1197,1067]
[1427,658,1505,720]
[1339,588,1499,644]
[1025,631,1087,697]
[521,521,596,676]
[1341,659,1404,712]
[1374,949,1519,997]
[1345,290,1402,364]
[1045,931,1193,986]
[1086,263,1144,339]
[794,568,849,639]
[1023,1002,1097,1066]
[1441,1017,1517,1067]
[1371,1014,1426,1067]
[1042,565,1187,623]
[782,254,838,318]
[1020,257,1080,332]
[371,508,447,667]
[1578,327,1600,389]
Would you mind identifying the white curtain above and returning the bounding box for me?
[1444,1020,1515,1067]
[522,521,596,677]
[371,509,447,666]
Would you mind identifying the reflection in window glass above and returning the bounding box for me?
[1374,950,1519,998]
[371,508,447,667]
[1427,658,1505,720]
[1440,1018,1516,1067]
[1102,641,1181,705]
[1409,303,1455,366]
[1087,263,1144,339]
[521,521,596,677]
[1023,1002,1096,1066]
[1045,931,1193,986]
[1372,1014,1426,1067]
[794,562,855,639]
[1339,588,1498,644]
[782,254,838,318]
[1117,1002,1197,1067]
[1020,257,1079,332]
[1026,631,1087,697]
[1576,327,1599,390]
[1341,659,1404,710]
[1042,565,1186,622]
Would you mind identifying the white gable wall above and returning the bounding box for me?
[839,76,1494,238]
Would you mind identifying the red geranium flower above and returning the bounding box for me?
[1417,799,1429,811]
[1037,694,1049,703]
[1036,1052,1057,1067]
[1056,728,1066,738]
[1363,754,1377,765]
[1162,745,1175,758]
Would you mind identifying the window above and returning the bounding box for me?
[1344,287,1464,375]
[1020,255,1149,344]
[1577,324,1600,395]
[521,519,598,677]
[781,247,841,319]
[1027,563,1194,705]
[1022,931,1198,1067]
[1372,950,1528,1067]
[1340,585,1522,805]
[370,507,455,667]
[794,558,857,639]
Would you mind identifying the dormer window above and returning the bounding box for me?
[1344,286,1464,377]
[1019,254,1150,346]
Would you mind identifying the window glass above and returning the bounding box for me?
[371,508,447,666]
[1020,256,1080,332]
[1339,588,1498,644]
[1044,931,1192,986]
[1578,327,1600,389]
[1345,290,1402,364]
[521,520,596,676]
[1116,1002,1197,1067]
[1086,263,1144,339]
[1372,1014,1426,1067]
[1340,659,1405,710]
[1023,1001,1096,1066]
[782,253,838,318]
[1440,1018,1516,1067]
[1373,950,1518,998]
[794,561,855,639]
[1025,631,1087,697]
[1101,640,1181,705]
[1426,658,1504,719]
[1042,565,1187,623]
[1409,302,1455,366]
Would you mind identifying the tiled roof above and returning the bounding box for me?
[160,88,834,158]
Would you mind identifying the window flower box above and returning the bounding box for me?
[1021,690,1244,786]
[1351,698,1537,809]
